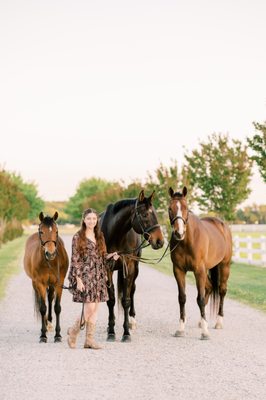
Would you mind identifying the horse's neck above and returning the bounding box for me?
[113,204,134,235]
[101,200,136,248]
[185,213,200,243]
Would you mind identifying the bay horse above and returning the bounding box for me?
[168,186,232,339]
[24,212,69,342]
[100,190,164,342]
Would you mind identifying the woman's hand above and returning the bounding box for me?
[112,252,120,261]
[106,252,120,261]
[76,277,85,292]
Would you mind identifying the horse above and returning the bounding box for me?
[100,189,164,342]
[24,212,69,342]
[168,186,232,339]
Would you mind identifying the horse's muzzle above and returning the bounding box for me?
[150,238,164,250]
[173,231,185,241]
[45,251,57,261]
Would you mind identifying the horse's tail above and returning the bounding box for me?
[33,288,41,319]
[208,266,219,318]
[117,268,124,307]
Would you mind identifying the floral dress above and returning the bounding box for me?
[68,233,110,303]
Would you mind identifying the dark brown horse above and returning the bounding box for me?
[24,212,69,342]
[168,186,232,339]
[100,190,164,342]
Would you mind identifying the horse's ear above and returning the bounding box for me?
[53,211,59,221]
[149,190,155,202]
[39,212,44,222]
[138,190,145,202]
[168,187,174,198]
[183,187,187,197]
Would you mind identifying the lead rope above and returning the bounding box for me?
[79,293,86,330]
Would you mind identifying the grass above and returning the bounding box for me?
[0,235,28,300]
[142,245,266,313]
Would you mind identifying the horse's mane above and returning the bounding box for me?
[173,191,183,199]
[41,216,55,227]
[112,198,136,214]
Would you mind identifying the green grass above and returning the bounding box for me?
[0,235,28,300]
[142,245,266,313]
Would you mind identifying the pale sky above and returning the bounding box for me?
[0,0,266,206]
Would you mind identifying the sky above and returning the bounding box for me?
[0,0,266,207]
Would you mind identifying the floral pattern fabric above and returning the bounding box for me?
[68,233,109,303]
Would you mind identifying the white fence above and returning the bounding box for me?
[232,235,266,267]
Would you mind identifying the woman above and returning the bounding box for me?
[67,208,119,349]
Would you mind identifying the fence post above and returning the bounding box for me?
[247,236,252,264]
[261,236,266,267]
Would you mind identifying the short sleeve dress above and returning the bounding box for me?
[68,233,109,303]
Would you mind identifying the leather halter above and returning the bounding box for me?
[132,199,160,241]
[170,214,188,226]
[38,222,58,248]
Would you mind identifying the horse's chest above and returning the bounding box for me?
[171,247,196,270]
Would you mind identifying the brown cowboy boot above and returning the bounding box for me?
[67,319,80,349]
[84,321,102,349]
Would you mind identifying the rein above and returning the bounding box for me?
[119,238,181,266]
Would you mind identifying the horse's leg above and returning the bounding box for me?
[34,282,48,343]
[54,286,63,342]
[47,286,54,332]
[215,263,230,329]
[129,262,139,330]
[204,274,213,306]
[106,272,116,341]
[120,263,136,342]
[121,274,132,342]
[195,268,210,340]
[173,266,187,337]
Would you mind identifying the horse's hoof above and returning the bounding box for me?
[214,323,223,329]
[54,336,62,343]
[107,334,116,342]
[174,330,185,337]
[200,333,210,340]
[39,337,47,343]
[121,335,131,343]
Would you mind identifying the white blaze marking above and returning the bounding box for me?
[176,201,184,236]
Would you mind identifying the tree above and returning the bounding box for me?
[184,133,253,221]
[64,177,123,223]
[0,169,29,222]
[9,173,45,222]
[146,161,187,210]
[247,121,266,182]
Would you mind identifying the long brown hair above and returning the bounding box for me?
[76,208,107,257]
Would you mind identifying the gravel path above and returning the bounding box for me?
[0,235,266,400]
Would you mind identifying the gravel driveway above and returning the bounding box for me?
[0,234,266,400]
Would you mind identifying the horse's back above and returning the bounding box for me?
[23,233,40,278]
[201,216,232,265]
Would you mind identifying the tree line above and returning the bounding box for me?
[0,169,44,245]
[1,122,265,245]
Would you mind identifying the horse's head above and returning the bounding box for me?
[131,190,164,249]
[168,186,189,241]
[38,211,59,260]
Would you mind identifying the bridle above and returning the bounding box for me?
[38,222,58,248]
[170,214,189,226]
[169,202,189,241]
[132,199,161,241]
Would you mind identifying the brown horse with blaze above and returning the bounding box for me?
[168,186,232,339]
[24,212,69,342]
